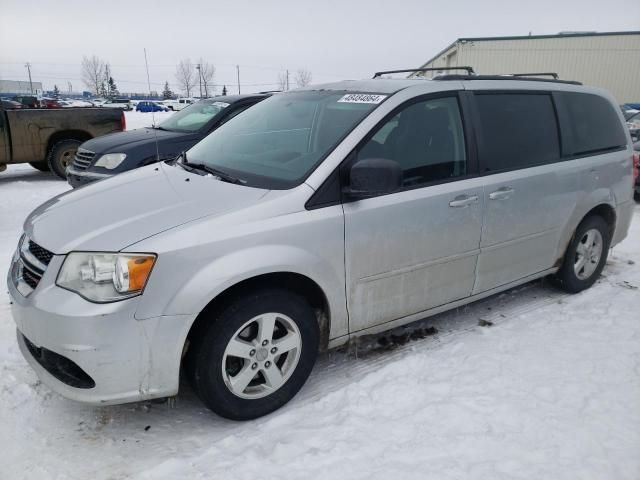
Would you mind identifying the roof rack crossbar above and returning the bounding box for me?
[373,66,475,78]
[508,72,559,79]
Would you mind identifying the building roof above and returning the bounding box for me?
[420,30,640,69]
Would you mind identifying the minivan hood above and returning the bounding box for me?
[25,163,269,254]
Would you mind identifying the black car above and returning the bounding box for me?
[66,94,270,188]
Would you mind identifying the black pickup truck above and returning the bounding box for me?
[0,104,124,178]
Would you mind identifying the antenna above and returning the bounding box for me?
[144,48,160,162]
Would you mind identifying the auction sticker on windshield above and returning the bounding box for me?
[338,93,387,104]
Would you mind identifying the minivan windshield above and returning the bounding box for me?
[185,91,385,189]
[159,100,230,132]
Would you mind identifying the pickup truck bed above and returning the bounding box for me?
[0,107,124,178]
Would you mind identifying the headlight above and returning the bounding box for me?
[56,252,156,303]
[94,153,127,169]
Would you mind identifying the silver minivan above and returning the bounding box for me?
[8,74,635,420]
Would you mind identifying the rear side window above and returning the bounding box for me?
[558,92,627,156]
[475,93,560,172]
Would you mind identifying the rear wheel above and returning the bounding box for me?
[47,139,82,179]
[187,289,319,420]
[29,162,50,172]
[556,216,611,293]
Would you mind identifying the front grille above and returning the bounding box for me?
[22,266,41,289]
[72,148,96,171]
[28,240,53,266]
[15,237,53,293]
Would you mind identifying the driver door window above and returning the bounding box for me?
[357,96,467,188]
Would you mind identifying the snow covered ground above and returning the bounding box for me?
[0,113,639,479]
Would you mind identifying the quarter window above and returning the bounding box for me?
[475,93,560,172]
[560,92,627,155]
[357,96,467,187]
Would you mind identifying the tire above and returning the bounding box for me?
[47,139,82,179]
[29,162,50,172]
[634,190,640,203]
[187,288,319,420]
[556,215,611,293]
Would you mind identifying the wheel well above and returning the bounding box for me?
[184,273,331,358]
[584,204,616,235]
[47,130,92,155]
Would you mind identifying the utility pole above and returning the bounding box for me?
[286,69,289,91]
[236,65,240,94]
[25,62,34,94]
[196,63,203,98]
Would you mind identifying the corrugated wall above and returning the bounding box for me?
[424,34,640,103]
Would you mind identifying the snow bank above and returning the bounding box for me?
[0,162,638,479]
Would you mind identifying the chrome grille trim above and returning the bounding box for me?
[72,148,96,171]
[13,236,54,295]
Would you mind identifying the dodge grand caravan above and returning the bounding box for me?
[8,72,635,420]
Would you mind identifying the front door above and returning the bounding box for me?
[343,94,484,332]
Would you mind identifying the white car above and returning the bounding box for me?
[100,99,132,111]
[163,98,196,111]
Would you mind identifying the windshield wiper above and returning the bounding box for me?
[178,152,246,185]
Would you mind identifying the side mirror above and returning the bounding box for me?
[346,158,402,199]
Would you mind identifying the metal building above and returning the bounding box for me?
[0,80,43,96]
[414,31,640,103]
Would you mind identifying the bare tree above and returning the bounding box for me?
[81,55,105,95]
[295,69,312,87]
[198,59,216,97]
[276,71,288,91]
[175,59,196,97]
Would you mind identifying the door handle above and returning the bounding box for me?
[489,187,515,200]
[449,194,479,208]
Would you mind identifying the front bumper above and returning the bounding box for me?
[66,166,113,188]
[7,249,195,405]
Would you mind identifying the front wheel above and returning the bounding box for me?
[556,216,611,293]
[47,139,82,179]
[187,289,319,420]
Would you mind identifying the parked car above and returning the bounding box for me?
[626,110,640,142]
[0,102,125,177]
[163,98,195,111]
[67,94,269,187]
[8,75,634,421]
[40,98,63,109]
[1,99,23,109]
[11,95,40,108]
[100,98,132,110]
[136,101,169,112]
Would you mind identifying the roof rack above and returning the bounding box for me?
[432,74,582,85]
[508,72,559,79]
[373,66,475,78]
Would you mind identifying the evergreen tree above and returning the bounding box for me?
[99,81,107,98]
[108,77,118,98]
[222,85,227,96]
[162,81,173,99]
[52,85,60,99]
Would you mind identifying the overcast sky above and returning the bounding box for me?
[1,0,638,95]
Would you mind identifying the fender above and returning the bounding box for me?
[134,244,349,340]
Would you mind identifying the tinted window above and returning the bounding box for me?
[357,96,467,187]
[561,92,627,155]
[475,93,560,172]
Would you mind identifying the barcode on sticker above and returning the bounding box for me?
[338,94,387,104]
